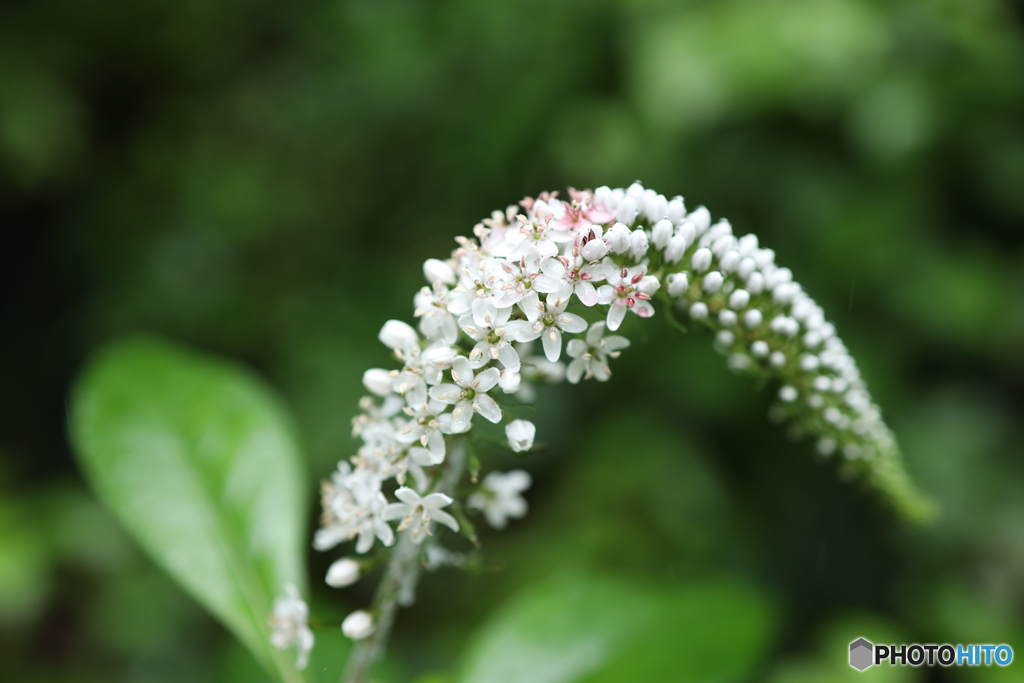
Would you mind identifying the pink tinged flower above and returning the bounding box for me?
[534,256,603,308]
[565,321,630,383]
[468,470,532,529]
[504,419,536,452]
[506,299,587,362]
[577,226,609,261]
[269,584,314,670]
[381,487,460,544]
[428,356,503,430]
[597,266,657,331]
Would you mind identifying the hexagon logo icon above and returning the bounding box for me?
[849,637,874,671]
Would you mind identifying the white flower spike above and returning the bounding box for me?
[303,183,931,680]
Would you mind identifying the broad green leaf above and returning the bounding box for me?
[70,337,309,683]
[457,571,776,683]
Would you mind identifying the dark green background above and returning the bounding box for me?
[2,0,1023,681]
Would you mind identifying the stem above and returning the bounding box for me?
[340,438,469,683]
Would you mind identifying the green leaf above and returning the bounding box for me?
[70,337,309,683]
[457,571,775,683]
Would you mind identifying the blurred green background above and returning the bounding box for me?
[2,0,1023,681]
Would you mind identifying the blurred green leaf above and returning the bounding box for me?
[456,571,775,683]
[70,337,309,683]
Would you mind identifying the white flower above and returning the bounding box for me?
[506,298,588,361]
[428,356,503,430]
[326,558,362,588]
[505,419,536,452]
[459,307,521,370]
[565,321,630,383]
[269,584,314,670]
[315,464,395,554]
[342,610,376,640]
[379,320,419,351]
[468,470,532,529]
[533,255,607,307]
[381,487,460,543]
[597,266,657,331]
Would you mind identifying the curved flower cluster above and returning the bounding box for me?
[312,182,931,647]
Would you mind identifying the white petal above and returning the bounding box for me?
[428,383,461,404]
[474,367,500,393]
[431,509,460,533]
[566,358,586,384]
[497,343,521,371]
[557,312,588,334]
[565,338,587,358]
[451,356,473,385]
[394,487,421,505]
[542,326,562,362]
[473,393,503,423]
[606,304,627,331]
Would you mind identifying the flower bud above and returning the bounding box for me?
[362,369,393,396]
[605,223,631,254]
[689,302,709,320]
[651,219,673,250]
[701,271,724,293]
[423,258,456,285]
[688,206,711,234]
[326,558,361,588]
[505,419,536,452]
[729,289,750,310]
[628,229,649,261]
[498,368,521,393]
[342,610,376,640]
[691,247,713,272]
[665,234,687,263]
[581,237,608,261]
[379,320,418,350]
[746,272,765,295]
[666,196,686,222]
[743,309,763,329]
[667,272,689,296]
[615,196,639,225]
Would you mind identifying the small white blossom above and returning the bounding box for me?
[381,487,460,543]
[468,470,532,529]
[269,585,314,670]
[428,356,503,430]
[566,322,630,383]
[507,298,587,361]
